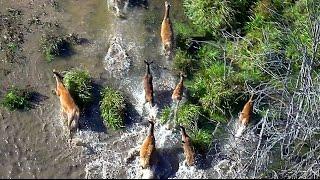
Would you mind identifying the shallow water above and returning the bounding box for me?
[0,0,184,178]
[0,0,259,178]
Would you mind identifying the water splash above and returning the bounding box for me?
[106,0,129,18]
[235,123,246,138]
[82,1,210,179]
[104,35,131,79]
[171,162,207,179]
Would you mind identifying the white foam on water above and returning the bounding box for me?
[235,123,246,138]
[104,35,131,79]
[156,124,179,149]
[83,3,209,178]
[170,161,206,179]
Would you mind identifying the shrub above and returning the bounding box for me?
[182,0,234,36]
[159,106,171,124]
[40,32,81,62]
[176,104,200,128]
[63,69,93,107]
[173,49,197,76]
[1,87,31,111]
[191,128,213,153]
[100,87,125,130]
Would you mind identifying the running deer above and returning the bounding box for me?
[166,72,186,130]
[140,119,157,169]
[172,72,186,104]
[52,69,80,140]
[179,125,195,166]
[239,94,254,126]
[143,60,154,107]
[161,1,173,57]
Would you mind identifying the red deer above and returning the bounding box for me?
[239,94,254,126]
[143,60,154,107]
[161,1,173,57]
[166,72,186,130]
[140,119,157,169]
[179,125,195,166]
[172,72,186,103]
[53,69,80,140]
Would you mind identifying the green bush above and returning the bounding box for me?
[176,104,200,128]
[63,69,93,107]
[191,128,213,153]
[100,87,125,130]
[1,87,31,111]
[197,44,222,68]
[40,33,68,62]
[159,106,171,124]
[182,0,234,36]
[173,49,197,76]
[40,33,80,62]
[182,0,254,36]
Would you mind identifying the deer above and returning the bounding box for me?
[140,119,157,169]
[172,72,186,104]
[239,94,254,126]
[166,72,186,130]
[143,60,154,108]
[179,125,195,167]
[161,1,173,57]
[52,69,80,141]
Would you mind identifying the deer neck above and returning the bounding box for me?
[145,64,150,75]
[164,5,170,19]
[148,122,154,136]
[181,126,188,138]
[179,75,184,85]
[53,72,62,84]
[249,93,254,102]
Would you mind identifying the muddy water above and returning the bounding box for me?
[0,0,188,178]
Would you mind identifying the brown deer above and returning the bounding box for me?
[143,60,154,107]
[166,72,186,130]
[140,119,157,169]
[179,125,195,166]
[239,94,254,126]
[53,69,80,140]
[172,72,186,103]
[161,1,173,57]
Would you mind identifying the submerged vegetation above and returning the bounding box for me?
[1,87,31,111]
[100,87,125,130]
[0,8,24,63]
[63,69,93,108]
[40,33,68,62]
[40,32,80,62]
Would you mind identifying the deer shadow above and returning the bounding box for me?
[79,82,107,133]
[155,146,182,179]
[29,91,49,108]
[124,99,142,126]
[129,0,148,8]
[154,89,173,112]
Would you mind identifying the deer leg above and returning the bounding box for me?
[61,108,67,118]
